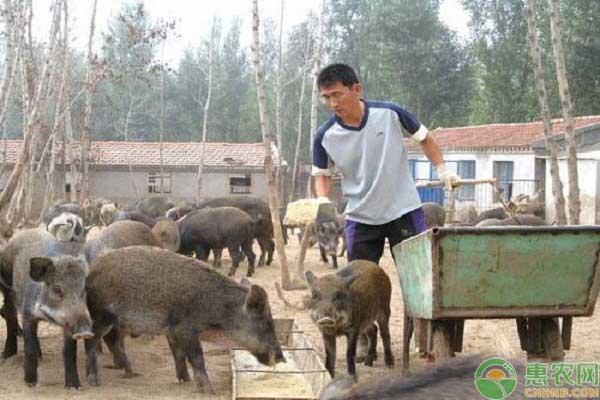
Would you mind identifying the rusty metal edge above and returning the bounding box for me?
[432,307,590,319]
[585,244,600,315]
[431,229,440,320]
[434,225,600,235]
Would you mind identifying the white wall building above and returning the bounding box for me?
[408,116,600,219]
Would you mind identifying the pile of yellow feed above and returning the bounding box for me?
[233,350,315,399]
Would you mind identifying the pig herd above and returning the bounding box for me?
[0,195,287,391]
[0,196,548,398]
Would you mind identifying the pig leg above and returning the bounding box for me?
[227,245,243,277]
[63,334,82,388]
[266,239,274,265]
[241,240,256,277]
[103,328,129,370]
[339,235,347,257]
[331,255,338,269]
[1,294,18,359]
[86,314,118,386]
[256,238,266,267]
[31,321,42,358]
[173,332,214,394]
[319,245,329,265]
[84,336,101,386]
[355,333,368,363]
[212,248,223,269]
[22,317,40,386]
[378,311,395,368]
[345,330,359,380]
[166,333,191,382]
[323,333,336,378]
[364,324,379,367]
[194,245,209,262]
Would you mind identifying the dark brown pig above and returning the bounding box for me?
[84,246,285,393]
[305,260,393,380]
[134,195,175,218]
[474,207,508,224]
[84,220,163,263]
[2,227,92,388]
[421,202,446,228]
[177,207,256,277]
[319,355,528,400]
[316,214,347,269]
[476,214,546,227]
[195,196,274,267]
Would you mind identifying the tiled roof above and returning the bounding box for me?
[0,141,279,170]
[406,115,600,152]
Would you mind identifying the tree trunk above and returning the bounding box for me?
[291,24,312,202]
[251,0,304,290]
[549,0,580,225]
[196,16,217,202]
[306,0,325,198]
[159,40,165,194]
[275,0,285,203]
[526,0,567,225]
[80,0,98,203]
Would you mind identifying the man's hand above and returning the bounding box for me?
[435,162,460,191]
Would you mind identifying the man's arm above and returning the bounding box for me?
[419,132,459,189]
[419,133,444,167]
[315,175,332,198]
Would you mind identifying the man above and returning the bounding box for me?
[312,63,458,263]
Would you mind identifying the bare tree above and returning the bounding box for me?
[1,0,63,225]
[196,16,218,202]
[306,0,325,198]
[290,20,313,202]
[526,0,567,225]
[274,0,285,202]
[549,0,580,224]
[159,40,165,194]
[38,0,72,219]
[251,0,305,290]
[80,0,98,203]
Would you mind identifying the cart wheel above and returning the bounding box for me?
[430,321,454,362]
[541,318,564,361]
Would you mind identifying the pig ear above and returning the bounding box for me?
[29,257,55,282]
[240,277,252,289]
[245,284,267,312]
[340,271,359,288]
[304,271,317,287]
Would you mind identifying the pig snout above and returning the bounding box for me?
[65,313,94,340]
[253,349,286,366]
[317,316,336,327]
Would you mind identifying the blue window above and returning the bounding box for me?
[457,160,476,200]
[493,161,514,202]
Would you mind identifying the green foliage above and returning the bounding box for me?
[326,0,474,128]
[463,0,600,122]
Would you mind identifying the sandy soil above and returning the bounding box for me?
[1,240,599,399]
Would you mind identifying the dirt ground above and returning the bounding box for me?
[1,239,600,399]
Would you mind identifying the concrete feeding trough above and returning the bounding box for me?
[231,319,330,400]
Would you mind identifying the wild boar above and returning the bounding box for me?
[319,355,528,400]
[1,226,92,387]
[195,196,274,267]
[305,260,393,379]
[84,220,164,264]
[84,246,285,393]
[177,207,256,277]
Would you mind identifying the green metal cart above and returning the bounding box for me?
[392,226,600,371]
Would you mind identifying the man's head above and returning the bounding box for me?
[317,63,362,121]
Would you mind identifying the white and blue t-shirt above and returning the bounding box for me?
[312,100,428,225]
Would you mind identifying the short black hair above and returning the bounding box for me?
[317,63,359,89]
